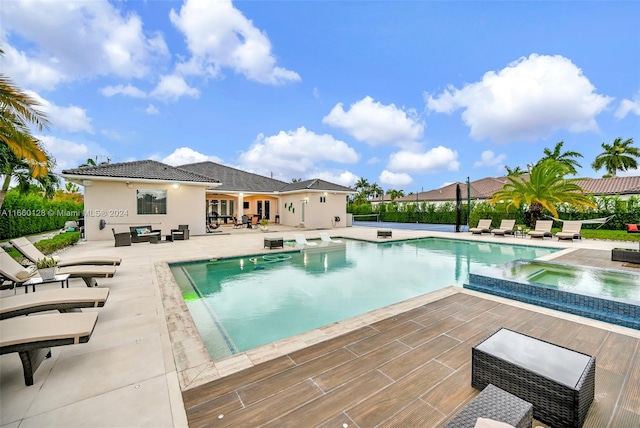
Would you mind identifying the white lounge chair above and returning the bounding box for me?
[0,288,109,320]
[10,237,121,267]
[294,234,318,246]
[555,221,583,241]
[491,219,516,237]
[319,232,342,244]
[0,312,99,385]
[470,219,492,234]
[528,220,553,239]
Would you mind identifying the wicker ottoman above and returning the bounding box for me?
[472,328,595,428]
[444,384,532,428]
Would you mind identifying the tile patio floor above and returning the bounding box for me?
[1,226,639,427]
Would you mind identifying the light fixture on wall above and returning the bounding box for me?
[173,183,180,189]
[125,181,133,189]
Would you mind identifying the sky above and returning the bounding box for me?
[2,0,639,194]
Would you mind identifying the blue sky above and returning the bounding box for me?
[2,0,639,193]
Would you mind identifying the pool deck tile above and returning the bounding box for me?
[1,225,639,427]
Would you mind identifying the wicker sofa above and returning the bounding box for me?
[129,226,161,243]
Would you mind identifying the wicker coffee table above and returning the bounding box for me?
[472,328,595,428]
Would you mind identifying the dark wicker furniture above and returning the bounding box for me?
[130,226,161,243]
[472,328,595,428]
[377,229,392,238]
[171,224,190,240]
[611,248,640,263]
[264,237,284,249]
[444,384,532,428]
[112,228,131,247]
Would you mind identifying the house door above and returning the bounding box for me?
[264,200,270,220]
[257,201,263,218]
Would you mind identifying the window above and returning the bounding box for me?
[137,190,167,214]
[243,201,250,209]
[320,196,326,203]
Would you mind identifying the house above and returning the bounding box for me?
[386,175,640,207]
[62,161,354,241]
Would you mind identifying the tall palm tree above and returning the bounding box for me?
[1,143,58,208]
[504,165,525,177]
[1,49,50,178]
[540,141,583,175]
[354,177,370,192]
[369,182,383,200]
[489,159,595,225]
[387,189,405,201]
[591,137,639,177]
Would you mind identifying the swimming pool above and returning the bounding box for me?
[170,238,556,360]
[465,260,640,329]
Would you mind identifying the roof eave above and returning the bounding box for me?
[61,173,220,188]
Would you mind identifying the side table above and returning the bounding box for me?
[22,274,71,293]
[264,237,284,249]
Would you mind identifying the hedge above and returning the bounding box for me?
[0,192,83,239]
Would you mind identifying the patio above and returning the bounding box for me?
[1,225,639,427]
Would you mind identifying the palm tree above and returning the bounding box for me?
[1,49,50,178]
[1,143,58,208]
[354,177,370,192]
[387,189,405,201]
[369,182,383,200]
[504,165,525,177]
[489,159,595,225]
[591,137,639,177]
[540,141,583,175]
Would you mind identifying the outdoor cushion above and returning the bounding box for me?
[10,237,122,267]
[136,228,150,235]
[0,287,109,320]
[474,418,515,428]
[628,224,638,232]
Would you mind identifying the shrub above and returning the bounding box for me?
[34,231,81,255]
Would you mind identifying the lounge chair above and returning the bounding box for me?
[294,234,318,246]
[555,221,582,241]
[491,219,516,237]
[0,312,98,385]
[11,237,122,266]
[528,220,553,239]
[319,232,343,243]
[470,219,492,234]
[1,248,116,288]
[251,216,260,228]
[0,287,109,320]
[232,217,243,229]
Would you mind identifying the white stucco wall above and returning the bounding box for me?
[278,192,348,229]
[83,180,206,241]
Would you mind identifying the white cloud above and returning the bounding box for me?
[426,54,613,143]
[615,91,640,119]
[150,75,200,101]
[169,0,300,85]
[100,84,146,98]
[27,91,93,134]
[313,87,320,99]
[366,157,382,165]
[380,170,413,187]
[387,146,460,173]
[323,96,424,146]
[145,104,160,115]
[313,170,359,187]
[239,127,359,178]
[1,44,65,91]
[162,147,222,166]
[616,168,640,177]
[2,0,168,88]
[474,150,507,168]
[39,135,89,171]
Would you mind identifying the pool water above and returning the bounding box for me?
[170,238,556,360]
[502,261,640,301]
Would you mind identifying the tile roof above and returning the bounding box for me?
[278,178,354,193]
[177,162,287,192]
[575,176,640,196]
[62,160,220,184]
[394,174,640,203]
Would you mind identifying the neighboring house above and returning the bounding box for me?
[62,160,354,241]
[387,175,640,207]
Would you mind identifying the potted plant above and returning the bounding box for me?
[36,256,58,280]
[259,219,269,231]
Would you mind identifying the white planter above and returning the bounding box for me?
[38,267,57,281]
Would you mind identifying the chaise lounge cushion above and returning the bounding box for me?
[10,237,122,266]
[0,288,109,320]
